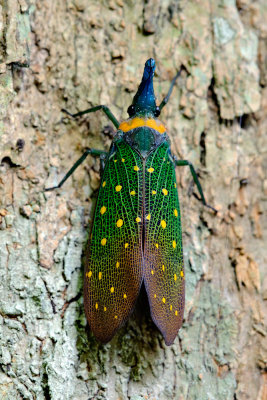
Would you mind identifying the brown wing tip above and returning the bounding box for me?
[89,320,122,344]
[163,331,178,346]
[150,310,183,346]
[87,309,132,344]
[92,331,115,344]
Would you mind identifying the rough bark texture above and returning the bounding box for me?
[0,1,266,399]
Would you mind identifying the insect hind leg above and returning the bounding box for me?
[175,159,217,213]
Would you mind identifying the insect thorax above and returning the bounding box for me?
[118,117,169,158]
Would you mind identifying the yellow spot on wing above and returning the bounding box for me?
[114,315,118,319]
[123,293,127,299]
[170,304,173,311]
[115,185,122,192]
[155,243,159,249]
[95,303,98,310]
[162,265,165,272]
[116,218,123,227]
[180,270,184,277]
[136,217,141,223]
[162,188,168,196]
[152,190,156,195]
[147,167,154,173]
[101,238,107,246]
[87,271,92,278]
[146,214,151,220]
[151,270,154,275]
[125,243,129,248]
[174,209,178,217]
[172,240,176,249]
[154,294,157,298]
[110,287,114,293]
[102,181,106,187]
[162,297,166,304]
[100,206,106,215]
[174,183,177,188]
[174,273,177,281]
[121,158,125,162]
[118,117,166,134]
[116,261,120,268]
[130,190,136,196]
[104,306,107,312]
[114,159,117,163]
[98,272,102,280]
[175,310,178,316]
[161,220,167,229]
[134,165,139,171]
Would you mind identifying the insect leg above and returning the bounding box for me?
[99,153,107,176]
[62,105,119,129]
[175,159,217,213]
[45,148,107,191]
[158,69,181,112]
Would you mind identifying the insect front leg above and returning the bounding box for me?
[175,159,217,213]
[62,105,119,129]
[45,148,108,191]
[158,69,181,112]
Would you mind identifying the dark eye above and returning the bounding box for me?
[127,105,135,117]
[154,106,160,117]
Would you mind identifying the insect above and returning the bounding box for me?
[46,59,216,345]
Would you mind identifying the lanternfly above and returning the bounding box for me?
[46,59,215,345]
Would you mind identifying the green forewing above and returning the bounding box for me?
[84,135,184,345]
[84,139,143,342]
[144,142,184,345]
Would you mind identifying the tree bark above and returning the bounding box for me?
[0,1,266,399]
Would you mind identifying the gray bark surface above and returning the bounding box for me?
[0,1,266,399]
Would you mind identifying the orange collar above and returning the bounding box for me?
[119,117,166,134]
